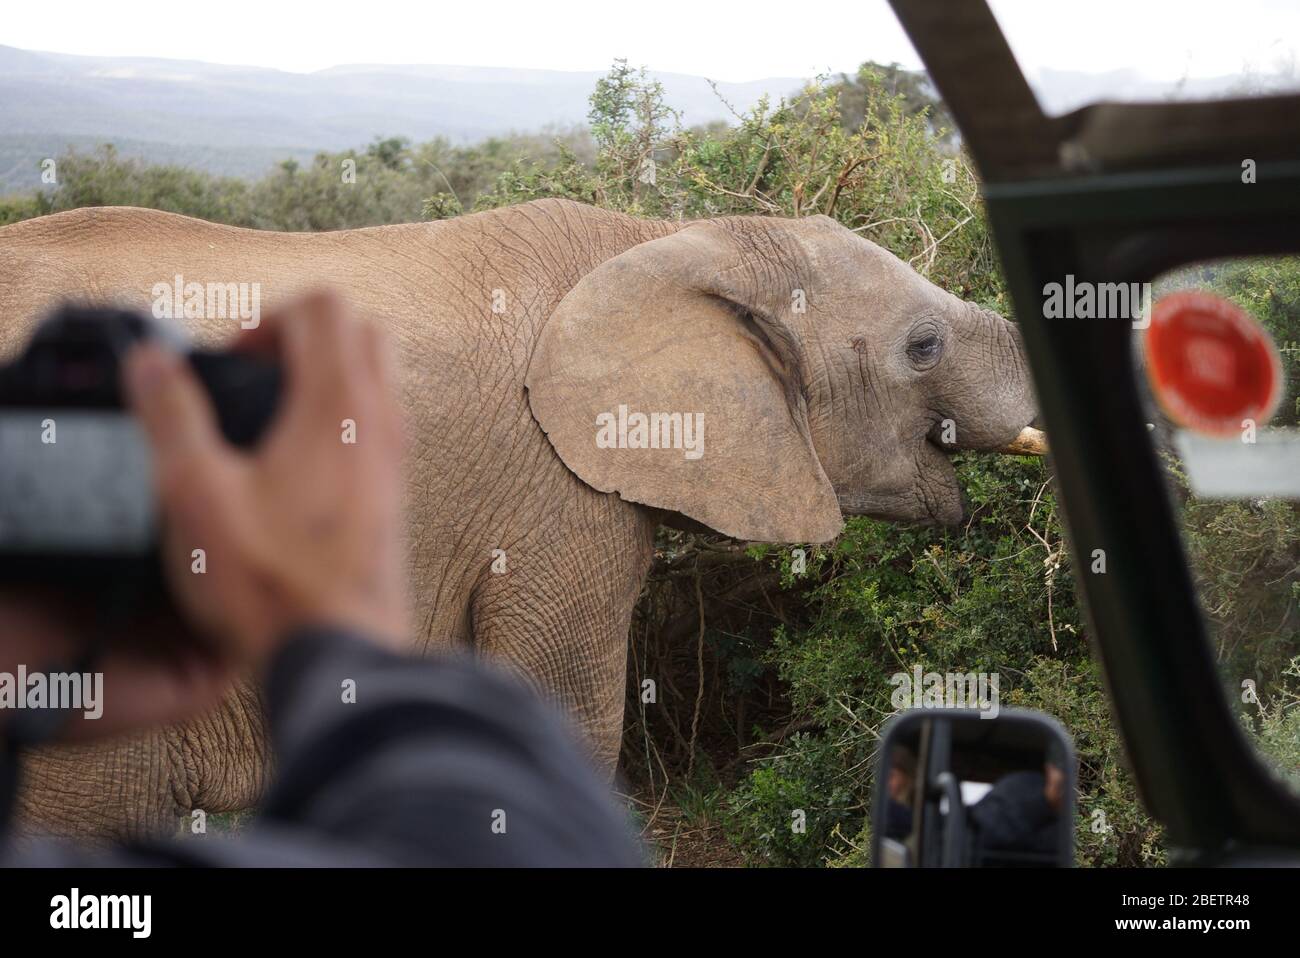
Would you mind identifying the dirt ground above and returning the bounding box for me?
[627,789,747,868]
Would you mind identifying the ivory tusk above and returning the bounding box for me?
[1000,426,1048,456]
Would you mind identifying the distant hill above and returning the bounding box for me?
[0,45,806,193]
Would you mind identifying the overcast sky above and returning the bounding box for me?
[2,0,1297,84]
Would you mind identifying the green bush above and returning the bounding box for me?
[724,732,863,867]
[4,132,591,231]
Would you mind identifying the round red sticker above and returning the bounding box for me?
[1144,291,1283,437]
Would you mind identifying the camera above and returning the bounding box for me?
[0,304,280,589]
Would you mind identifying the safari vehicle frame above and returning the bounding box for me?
[890,0,1300,864]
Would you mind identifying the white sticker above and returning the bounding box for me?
[1174,428,1300,499]
[0,411,155,553]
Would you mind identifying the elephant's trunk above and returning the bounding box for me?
[999,426,1047,456]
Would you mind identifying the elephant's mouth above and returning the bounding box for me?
[924,422,1047,457]
[924,419,954,454]
[910,422,1045,526]
[839,420,1045,527]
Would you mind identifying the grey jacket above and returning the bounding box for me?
[1,629,644,867]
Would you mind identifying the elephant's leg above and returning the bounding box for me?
[15,683,268,841]
[469,501,657,777]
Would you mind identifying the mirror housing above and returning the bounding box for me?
[873,708,1076,868]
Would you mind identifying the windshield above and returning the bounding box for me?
[989,0,1300,114]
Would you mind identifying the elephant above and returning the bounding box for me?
[0,198,1040,838]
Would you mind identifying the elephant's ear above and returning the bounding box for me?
[525,221,843,543]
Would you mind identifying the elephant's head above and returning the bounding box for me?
[526,214,1038,542]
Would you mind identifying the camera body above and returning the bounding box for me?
[0,304,280,590]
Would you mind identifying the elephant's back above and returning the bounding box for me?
[0,207,452,348]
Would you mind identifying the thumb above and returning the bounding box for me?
[123,344,226,485]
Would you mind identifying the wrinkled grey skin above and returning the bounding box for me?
[0,199,1035,838]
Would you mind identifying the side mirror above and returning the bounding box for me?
[872,709,1075,868]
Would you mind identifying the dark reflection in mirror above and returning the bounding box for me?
[875,709,1075,868]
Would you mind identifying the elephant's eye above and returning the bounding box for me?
[906,333,943,367]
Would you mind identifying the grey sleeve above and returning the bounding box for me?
[2,628,644,868]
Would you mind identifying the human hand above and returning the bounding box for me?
[0,291,408,742]
[1044,761,1066,814]
[126,290,409,669]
